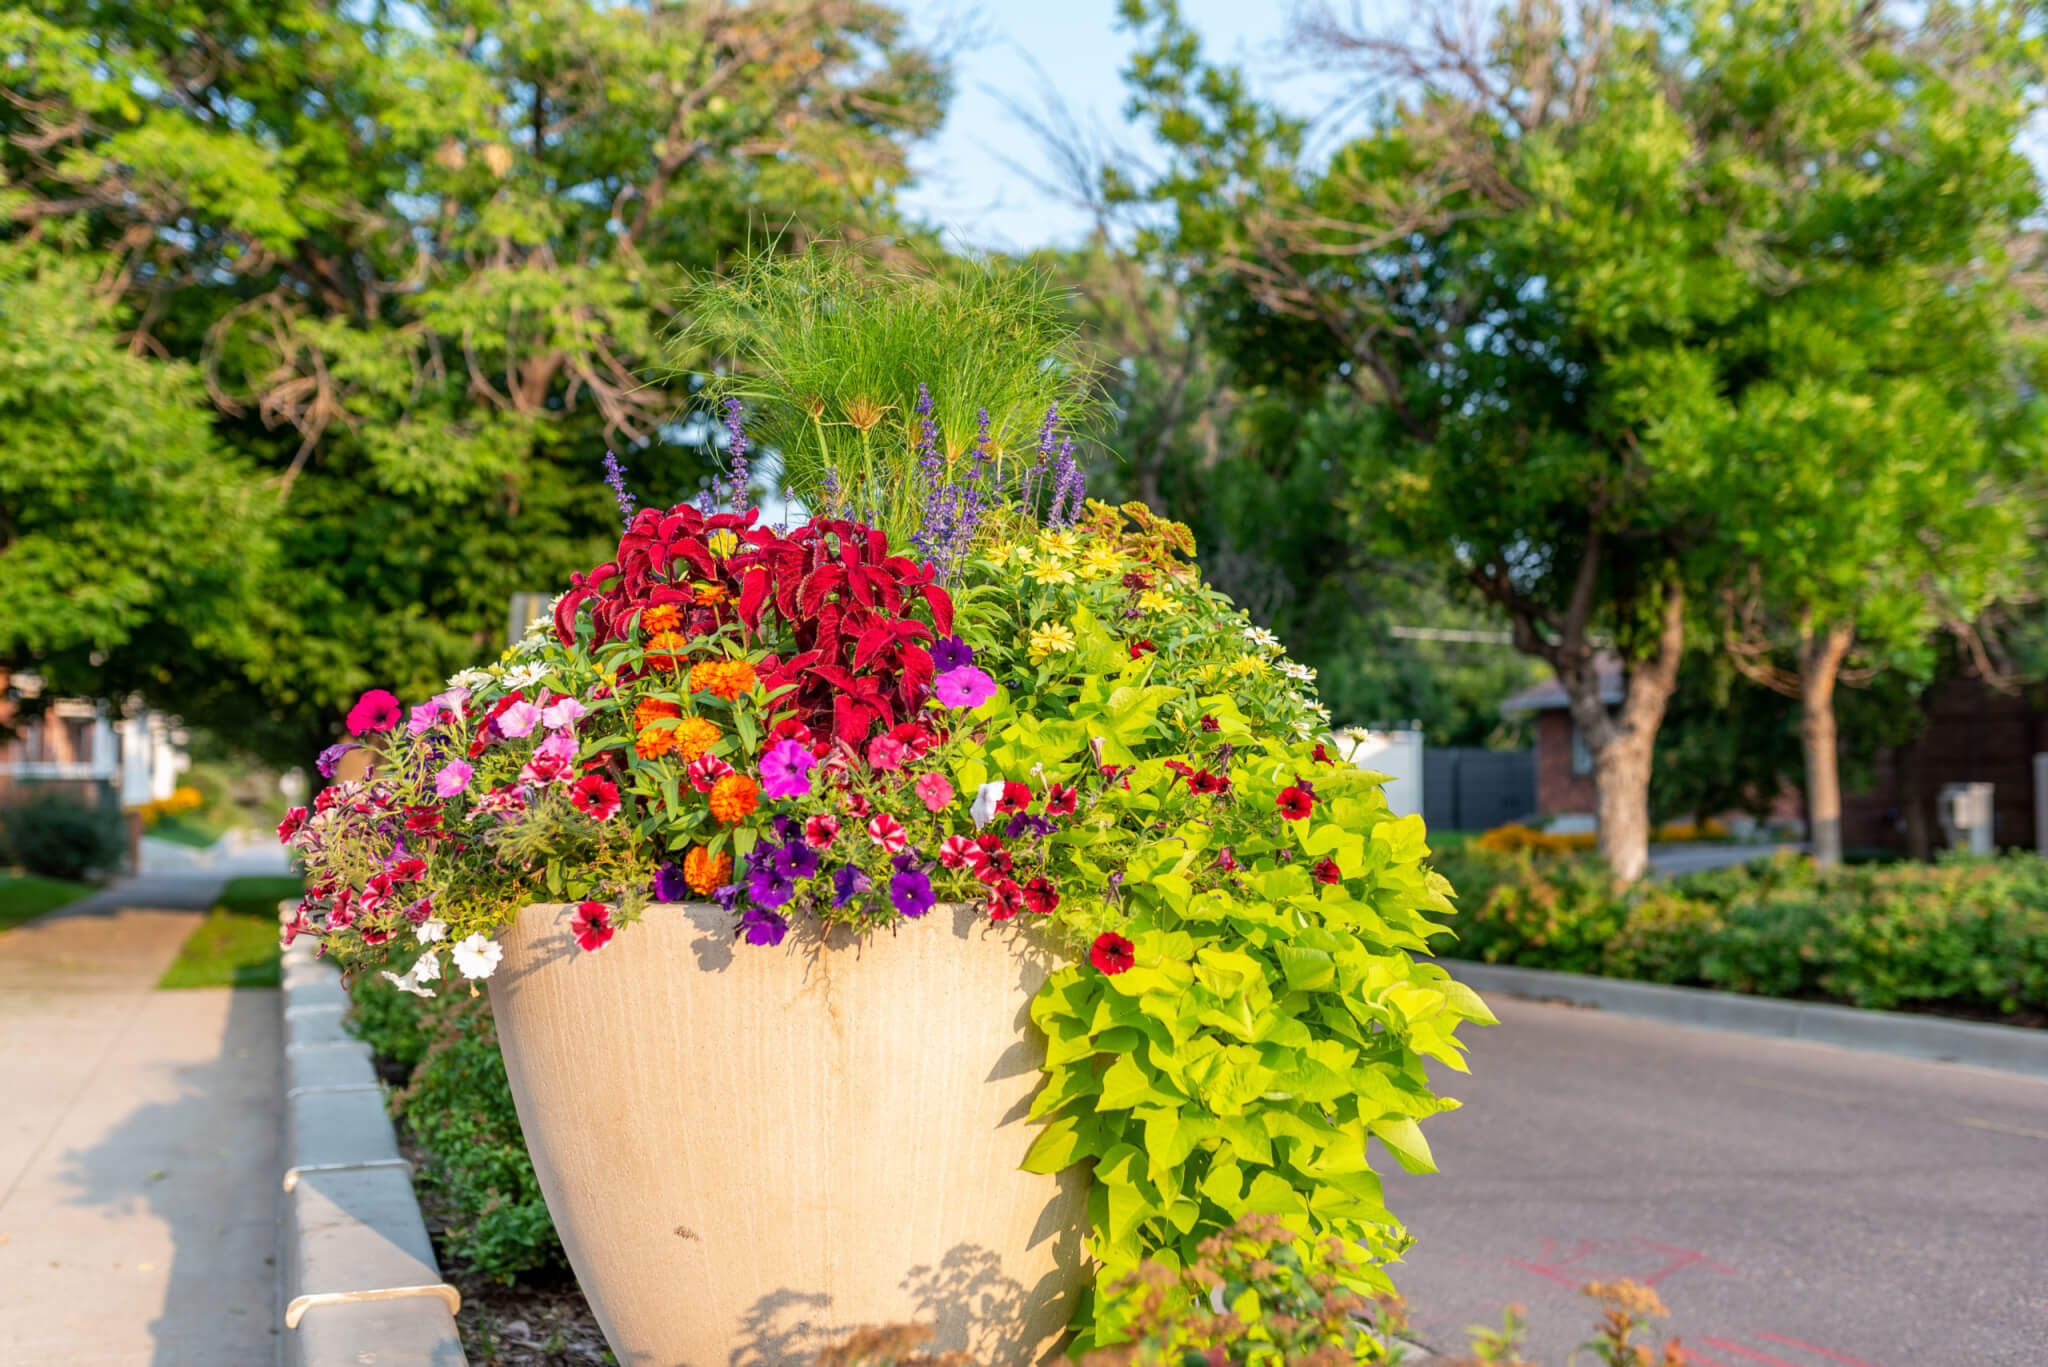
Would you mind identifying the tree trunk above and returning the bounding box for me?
[1591,723,1656,883]
[1797,622,1855,869]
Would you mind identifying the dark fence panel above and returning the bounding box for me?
[1425,748,1537,832]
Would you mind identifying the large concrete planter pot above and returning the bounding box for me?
[489,900,1090,1367]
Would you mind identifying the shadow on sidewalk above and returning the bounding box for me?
[58,983,282,1366]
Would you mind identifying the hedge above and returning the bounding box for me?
[1427,847,2048,1021]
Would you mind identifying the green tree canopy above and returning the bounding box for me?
[3,0,948,764]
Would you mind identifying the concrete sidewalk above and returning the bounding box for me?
[0,874,283,1366]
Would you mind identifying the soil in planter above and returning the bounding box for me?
[396,1125,614,1366]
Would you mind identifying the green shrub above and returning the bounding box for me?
[1,795,125,880]
[1430,848,2048,1020]
[348,969,564,1283]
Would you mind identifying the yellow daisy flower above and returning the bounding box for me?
[1037,530,1080,558]
[1028,622,1077,662]
[706,529,739,557]
[1228,653,1268,677]
[1029,561,1077,586]
[1078,545,1123,578]
[1137,589,1175,613]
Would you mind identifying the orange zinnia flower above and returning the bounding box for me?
[634,724,675,760]
[634,697,681,731]
[689,658,756,700]
[693,582,727,606]
[708,773,759,823]
[641,603,683,635]
[683,846,732,895]
[671,716,720,763]
[646,630,688,670]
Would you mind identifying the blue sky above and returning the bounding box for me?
[893,1,1385,254]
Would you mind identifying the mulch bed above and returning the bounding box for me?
[394,1127,613,1366]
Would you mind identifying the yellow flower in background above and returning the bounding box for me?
[1029,561,1077,586]
[1228,654,1268,677]
[1038,530,1079,558]
[1011,544,1038,565]
[706,529,739,557]
[1137,589,1175,613]
[1028,622,1077,662]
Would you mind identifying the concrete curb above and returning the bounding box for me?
[1436,958,2048,1079]
[278,914,469,1366]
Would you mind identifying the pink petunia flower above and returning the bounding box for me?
[867,813,907,853]
[932,665,997,710]
[804,814,840,850]
[865,734,910,771]
[346,689,402,735]
[520,750,574,786]
[497,701,543,738]
[408,701,446,735]
[913,771,956,812]
[759,737,819,800]
[434,760,473,797]
[540,697,587,730]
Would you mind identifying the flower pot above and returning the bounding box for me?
[489,900,1091,1367]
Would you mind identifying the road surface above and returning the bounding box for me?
[1385,994,2048,1366]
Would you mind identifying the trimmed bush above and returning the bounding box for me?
[1429,848,2048,1020]
[1,795,125,881]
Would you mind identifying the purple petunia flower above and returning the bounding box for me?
[776,839,821,880]
[890,850,923,873]
[712,872,747,911]
[653,862,690,903]
[316,743,358,779]
[1005,813,1056,841]
[931,636,975,672]
[740,906,787,947]
[831,864,871,909]
[889,868,935,918]
[749,858,796,909]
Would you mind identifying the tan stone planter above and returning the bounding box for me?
[489,900,1091,1367]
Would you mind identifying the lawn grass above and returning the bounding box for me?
[145,807,239,849]
[157,874,305,989]
[0,873,94,933]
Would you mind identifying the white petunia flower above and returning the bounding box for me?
[411,948,443,983]
[380,966,437,999]
[416,917,448,944]
[451,933,503,980]
[970,780,1007,831]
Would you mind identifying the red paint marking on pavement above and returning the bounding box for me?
[1678,1349,1738,1367]
[1701,1338,1807,1367]
[1754,1332,1885,1367]
[1636,1237,1738,1280]
[1505,1236,1736,1288]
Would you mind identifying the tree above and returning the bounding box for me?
[1110,0,2046,880]
[0,248,271,732]
[3,0,948,765]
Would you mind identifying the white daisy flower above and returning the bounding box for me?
[416,918,448,944]
[1241,626,1282,651]
[1279,661,1317,682]
[447,667,493,691]
[501,662,547,691]
[450,933,504,980]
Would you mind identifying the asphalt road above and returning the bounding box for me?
[1383,996,2048,1367]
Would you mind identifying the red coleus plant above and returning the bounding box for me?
[553,505,954,746]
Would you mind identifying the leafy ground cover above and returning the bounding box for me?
[1429,848,2048,1026]
[157,875,304,989]
[0,873,93,932]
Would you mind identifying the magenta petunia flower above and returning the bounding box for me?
[407,701,444,735]
[346,689,402,735]
[497,701,542,738]
[759,737,819,800]
[865,734,910,771]
[434,760,473,797]
[933,665,996,710]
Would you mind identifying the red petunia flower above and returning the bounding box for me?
[1189,769,1230,797]
[359,924,393,946]
[1200,715,1221,733]
[571,774,621,821]
[1022,877,1060,915]
[996,781,1032,814]
[984,878,1025,922]
[388,858,426,883]
[1090,931,1136,976]
[346,689,402,735]
[1312,743,1334,764]
[404,809,442,835]
[1128,638,1155,659]
[1162,760,1195,787]
[1276,786,1314,820]
[1043,782,1078,817]
[1217,846,1239,872]
[867,813,907,853]
[571,901,615,952]
[686,754,736,793]
[805,814,840,850]
[358,873,394,914]
[938,834,977,870]
[966,833,1014,884]
[277,807,308,844]
[1313,857,1342,885]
